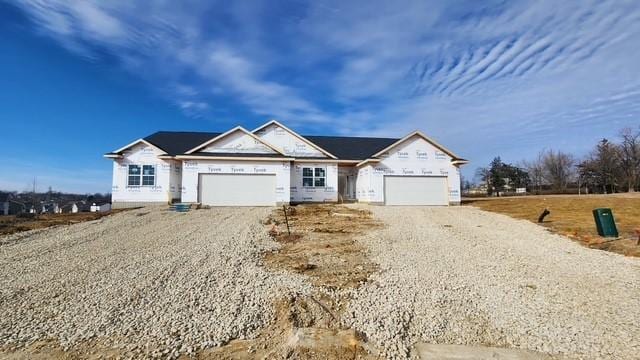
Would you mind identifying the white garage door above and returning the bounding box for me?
[199,174,276,206]
[384,176,448,206]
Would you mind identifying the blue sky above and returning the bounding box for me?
[1,0,639,193]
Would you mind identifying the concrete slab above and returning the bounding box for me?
[416,343,551,360]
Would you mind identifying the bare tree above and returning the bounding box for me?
[520,151,545,193]
[475,167,490,195]
[541,149,575,191]
[618,127,640,192]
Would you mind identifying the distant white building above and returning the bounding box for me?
[90,203,112,212]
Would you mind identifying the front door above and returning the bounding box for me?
[346,175,356,199]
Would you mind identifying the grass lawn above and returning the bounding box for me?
[465,194,640,257]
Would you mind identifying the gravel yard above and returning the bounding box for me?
[1,204,639,359]
[343,206,640,359]
[0,206,310,358]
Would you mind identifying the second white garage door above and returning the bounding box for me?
[384,176,449,206]
[199,174,276,206]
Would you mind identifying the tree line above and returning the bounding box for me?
[473,127,640,195]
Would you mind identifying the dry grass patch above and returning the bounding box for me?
[466,194,640,257]
[0,210,128,236]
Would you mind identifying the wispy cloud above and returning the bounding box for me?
[8,0,640,173]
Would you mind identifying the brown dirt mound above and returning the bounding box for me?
[206,204,384,359]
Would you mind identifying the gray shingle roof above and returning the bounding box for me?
[123,131,401,160]
[144,131,221,156]
[303,135,399,160]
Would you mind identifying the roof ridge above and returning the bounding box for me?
[149,130,221,134]
[303,134,400,140]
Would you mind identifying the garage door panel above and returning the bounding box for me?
[384,176,448,206]
[199,174,276,206]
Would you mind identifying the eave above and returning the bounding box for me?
[292,159,361,164]
[451,159,469,166]
[175,155,295,161]
[356,158,382,167]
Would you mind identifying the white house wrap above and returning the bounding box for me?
[105,120,467,207]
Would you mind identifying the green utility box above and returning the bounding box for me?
[592,208,619,238]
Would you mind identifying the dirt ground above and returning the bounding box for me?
[466,194,640,257]
[203,204,384,359]
[0,210,126,236]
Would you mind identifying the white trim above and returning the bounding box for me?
[371,131,461,160]
[451,159,469,165]
[104,154,123,159]
[356,158,381,167]
[184,126,286,155]
[176,155,295,161]
[252,119,339,159]
[293,159,358,164]
[112,139,167,155]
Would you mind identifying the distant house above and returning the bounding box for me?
[90,202,111,212]
[467,183,489,195]
[0,194,26,215]
[75,202,92,213]
[0,193,8,215]
[61,201,91,213]
[41,202,59,214]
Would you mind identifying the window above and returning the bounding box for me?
[314,168,325,187]
[127,164,155,186]
[302,167,326,187]
[302,167,314,187]
[128,165,141,186]
[142,165,155,186]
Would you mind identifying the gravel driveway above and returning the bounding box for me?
[0,207,309,358]
[343,206,640,359]
[2,205,639,359]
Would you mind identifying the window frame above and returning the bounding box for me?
[127,164,156,187]
[302,166,326,188]
[142,165,156,186]
[127,165,141,187]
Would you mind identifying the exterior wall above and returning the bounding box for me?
[1,202,7,215]
[111,143,179,204]
[200,130,276,154]
[255,123,327,157]
[356,135,462,204]
[181,160,290,204]
[168,160,182,200]
[112,201,166,209]
[356,165,374,202]
[338,166,358,200]
[290,162,338,203]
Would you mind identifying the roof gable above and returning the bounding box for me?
[253,120,337,159]
[372,131,463,161]
[120,141,166,162]
[185,126,285,155]
[111,138,168,156]
[199,129,278,155]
